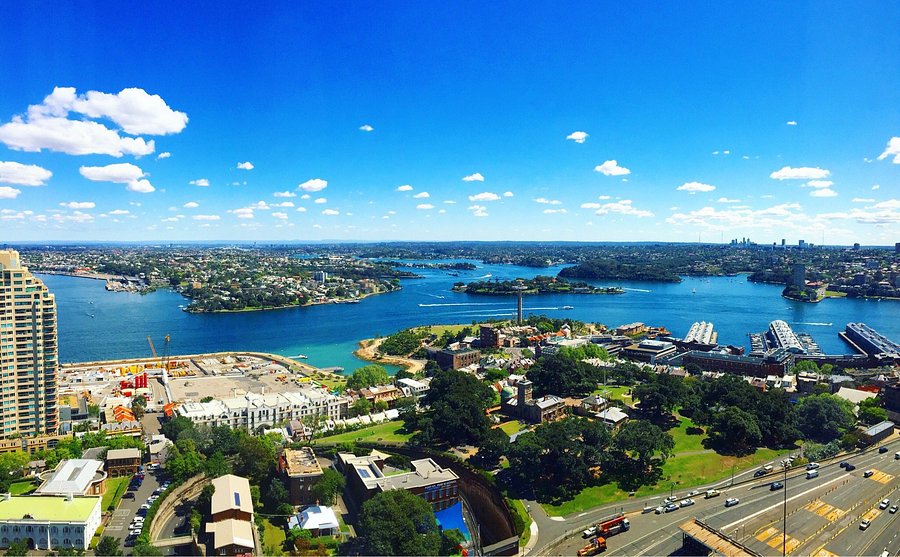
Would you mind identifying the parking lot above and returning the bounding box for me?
[103,465,167,552]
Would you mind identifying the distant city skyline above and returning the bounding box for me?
[0,2,898,244]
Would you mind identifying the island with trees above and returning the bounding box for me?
[453,275,624,295]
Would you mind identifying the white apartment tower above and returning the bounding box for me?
[0,250,59,438]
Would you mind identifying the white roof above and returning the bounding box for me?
[598,407,629,424]
[835,387,877,406]
[36,459,104,495]
[296,505,339,531]
[206,518,254,549]
[210,474,253,515]
[107,448,141,460]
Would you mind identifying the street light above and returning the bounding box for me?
[782,463,788,557]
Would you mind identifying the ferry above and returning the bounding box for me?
[562,305,574,310]
[292,354,309,360]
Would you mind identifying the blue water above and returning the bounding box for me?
[39,263,900,371]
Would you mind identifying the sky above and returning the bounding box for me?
[0,2,898,245]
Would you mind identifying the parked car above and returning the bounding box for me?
[806,462,819,470]
[123,492,135,499]
[139,503,150,510]
[770,482,784,490]
[879,499,890,510]
[724,498,740,507]
[664,503,679,513]
[679,498,695,508]
[864,470,875,478]
[859,519,871,530]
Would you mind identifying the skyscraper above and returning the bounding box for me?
[0,250,59,438]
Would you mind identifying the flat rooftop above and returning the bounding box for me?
[377,458,458,491]
[36,459,104,495]
[0,496,100,522]
[282,447,323,477]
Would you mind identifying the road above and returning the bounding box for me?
[546,440,900,556]
[104,467,161,552]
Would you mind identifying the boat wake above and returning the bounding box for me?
[418,302,506,307]
[622,287,651,293]
[477,273,492,279]
[794,322,833,327]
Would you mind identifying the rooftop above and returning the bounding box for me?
[281,447,323,477]
[0,496,100,522]
[377,458,458,492]
[106,448,141,460]
[290,505,339,531]
[36,459,105,496]
[206,518,254,549]
[210,474,253,515]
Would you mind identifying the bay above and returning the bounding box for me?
[39,261,899,372]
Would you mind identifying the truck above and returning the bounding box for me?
[577,537,607,556]
[593,516,631,537]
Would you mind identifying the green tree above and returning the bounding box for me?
[234,434,276,485]
[352,397,373,416]
[0,452,29,492]
[204,451,232,478]
[612,419,674,470]
[526,351,597,397]
[4,540,28,557]
[97,536,123,556]
[346,365,390,390]
[266,477,290,511]
[132,543,163,556]
[414,369,494,445]
[358,490,442,556]
[470,427,508,469]
[633,374,684,420]
[312,469,346,505]
[858,397,888,426]
[795,394,855,443]
[709,406,763,455]
[131,395,147,420]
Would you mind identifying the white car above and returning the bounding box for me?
[582,526,597,538]
[139,503,150,510]
[859,519,871,530]
[679,498,695,508]
[879,499,890,510]
[665,495,677,503]
[686,490,700,497]
[725,498,740,507]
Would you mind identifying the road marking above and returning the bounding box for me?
[869,470,894,484]
[804,500,825,513]
[861,508,882,521]
[812,549,838,557]
[784,537,801,554]
[721,474,847,530]
[756,526,779,542]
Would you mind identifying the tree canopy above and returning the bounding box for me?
[407,369,494,446]
[795,394,856,443]
[347,365,391,390]
[357,490,442,556]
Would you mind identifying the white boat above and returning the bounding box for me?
[562,305,574,310]
[292,354,309,360]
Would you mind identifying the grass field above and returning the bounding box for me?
[542,415,791,516]
[261,517,287,555]
[509,498,533,547]
[102,476,130,511]
[499,420,525,436]
[8,479,37,495]
[317,420,413,445]
[591,385,632,403]
[427,324,474,336]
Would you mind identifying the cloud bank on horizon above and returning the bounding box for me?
[0,3,898,244]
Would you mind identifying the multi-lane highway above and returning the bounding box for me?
[548,440,899,556]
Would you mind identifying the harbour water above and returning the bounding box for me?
[40,261,900,373]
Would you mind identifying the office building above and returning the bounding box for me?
[480,324,502,348]
[622,340,677,363]
[435,347,481,370]
[337,452,460,512]
[501,379,567,424]
[791,264,806,287]
[0,250,59,439]
[676,348,795,378]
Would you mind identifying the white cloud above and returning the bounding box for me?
[852,197,875,203]
[0,87,187,157]
[359,124,374,132]
[298,178,328,192]
[0,186,22,199]
[872,184,881,190]
[248,201,271,210]
[60,201,95,209]
[873,199,900,209]
[462,172,484,182]
[877,137,900,163]
[438,209,446,214]
[231,208,254,219]
[80,163,155,193]
[566,131,588,144]
[236,161,254,170]
[534,197,562,205]
[273,190,296,198]
[190,178,210,187]
[129,201,141,207]
[809,188,838,198]
[804,180,834,189]
[272,212,288,219]
[416,204,435,210]
[413,191,430,198]
[816,199,900,225]
[193,214,220,221]
[296,207,307,213]
[594,160,631,176]
[469,192,500,202]
[712,151,719,155]
[594,199,653,218]
[717,197,741,203]
[314,197,327,204]
[157,151,171,159]
[468,205,489,217]
[396,184,413,192]
[0,161,52,186]
[322,209,340,216]
[580,202,601,209]
[300,194,311,199]
[503,191,514,198]
[723,150,731,155]
[543,208,567,214]
[443,200,456,204]
[183,201,199,209]
[769,166,831,180]
[786,121,797,126]
[275,201,294,208]
[108,209,129,215]
[598,195,611,200]
[677,181,716,193]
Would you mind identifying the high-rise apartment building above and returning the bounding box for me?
[0,250,59,438]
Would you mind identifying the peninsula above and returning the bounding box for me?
[452,275,624,295]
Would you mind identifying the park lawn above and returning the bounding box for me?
[317,420,412,444]
[8,479,37,495]
[824,290,847,298]
[102,476,130,511]
[508,498,532,547]
[499,420,524,436]
[261,517,287,555]
[667,416,707,453]
[427,324,474,336]
[591,385,632,403]
[314,373,348,391]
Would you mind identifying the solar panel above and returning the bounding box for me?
[234,492,241,506]
[357,467,371,479]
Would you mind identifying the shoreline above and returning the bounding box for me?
[60,350,334,377]
[354,337,426,374]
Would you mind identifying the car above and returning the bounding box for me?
[889,505,898,514]
[664,503,679,513]
[149,463,160,469]
[124,537,135,548]
[879,446,888,454]
[879,499,890,509]
[806,462,819,470]
[860,519,871,530]
[139,503,150,510]
[846,464,856,471]
[839,461,849,468]
[724,498,740,507]
[770,482,784,490]
[705,489,721,499]
[686,490,700,497]
[582,527,597,539]
[655,506,665,514]
[123,492,135,499]
[665,495,677,503]
[864,469,875,478]
[679,498,695,508]
[754,469,768,477]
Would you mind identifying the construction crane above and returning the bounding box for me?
[147,334,172,370]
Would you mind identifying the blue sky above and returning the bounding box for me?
[0,2,898,244]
